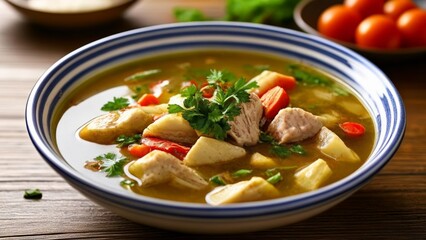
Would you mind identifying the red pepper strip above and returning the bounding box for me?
[339,122,366,137]
[141,137,190,160]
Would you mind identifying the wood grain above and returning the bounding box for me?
[0,0,425,239]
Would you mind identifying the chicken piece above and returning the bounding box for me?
[227,93,263,146]
[317,127,360,162]
[294,158,333,191]
[143,114,199,145]
[205,177,280,205]
[184,136,246,166]
[267,107,323,144]
[126,150,208,190]
[79,107,153,144]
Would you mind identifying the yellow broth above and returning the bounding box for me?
[56,50,375,203]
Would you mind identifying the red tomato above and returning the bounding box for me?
[318,5,362,42]
[128,144,151,158]
[355,15,401,49]
[397,9,426,47]
[344,0,385,18]
[137,93,159,106]
[384,0,417,20]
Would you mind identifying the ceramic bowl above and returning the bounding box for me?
[294,0,426,62]
[26,22,406,234]
[5,0,138,28]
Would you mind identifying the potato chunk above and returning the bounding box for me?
[249,152,278,169]
[79,107,152,144]
[294,159,332,191]
[183,137,246,166]
[205,177,280,205]
[143,113,199,145]
[317,127,360,162]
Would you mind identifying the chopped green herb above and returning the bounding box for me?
[131,84,150,100]
[289,144,306,155]
[116,134,141,148]
[267,172,283,184]
[94,153,127,177]
[101,97,129,111]
[260,131,307,158]
[174,8,211,22]
[120,179,136,187]
[287,64,348,96]
[209,175,226,186]
[124,69,161,82]
[231,169,253,178]
[24,188,42,199]
[265,166,297,178]
[169,70,257,140]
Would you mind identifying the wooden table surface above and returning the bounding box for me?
[1,0,425,239]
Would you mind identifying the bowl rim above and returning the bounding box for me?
[25,21,406,218]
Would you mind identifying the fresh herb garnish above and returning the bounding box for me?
[93,153,127,177]
[209,175,226,186]
[116,134,141,148]
[168,70,257,140]
[260,132,307,158]
[266,172,283,184]
[124,69,161,82]
[231,169,253,178]
[101,97,129,111]
[287,64,348,96]
[24,188,42,199]
[265,166,297,178]
[120,179,136,187]
[131,84,150,100]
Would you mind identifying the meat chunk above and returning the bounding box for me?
[267,107,322,144]
[126,150,208,190]
[227,93,263,146]
[79,107,153,144]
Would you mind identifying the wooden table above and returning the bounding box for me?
[1,0,425,239]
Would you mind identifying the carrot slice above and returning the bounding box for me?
[339,122,365,137]
[137,93,159,106]
[128,144,151,158]
[252,71,297,97]
[141,137,190,160]
[260,86,290,120]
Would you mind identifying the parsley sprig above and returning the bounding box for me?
[168,70,258,140]
[101,97,129,111]
[93,153,127,177]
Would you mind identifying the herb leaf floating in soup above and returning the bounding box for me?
[56,51,374,204]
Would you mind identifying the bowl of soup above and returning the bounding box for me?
[26,22,405,233]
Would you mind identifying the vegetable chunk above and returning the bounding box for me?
[250,152,278,169]
[317,127,360,162]
[205,177,280,205]
[249,70,296,97]
[184,136,246,166]
[80,107,152,144]
[294,159,332,191]
[127,150,208,190]
[143,114,199,145]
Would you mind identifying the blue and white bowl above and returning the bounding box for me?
[26,22,406,233]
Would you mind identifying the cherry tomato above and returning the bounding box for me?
[355,15,401,49]
[344,0,385,18]
[397,9,426,47]
[384,0,417,20]
[318,5,362,42]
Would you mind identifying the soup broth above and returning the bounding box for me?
[56,51,374,204]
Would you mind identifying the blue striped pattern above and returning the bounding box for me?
[25,22,406,222]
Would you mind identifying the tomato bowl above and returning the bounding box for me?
[25,22,406,233]
[294,0,426,62]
